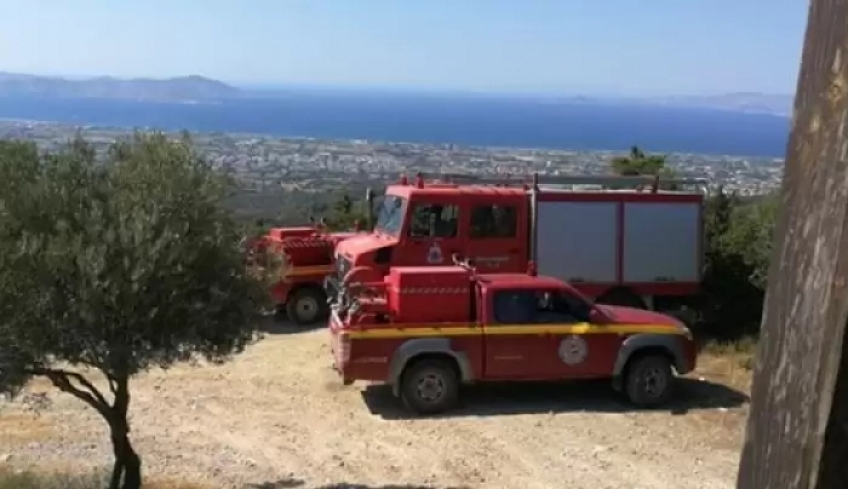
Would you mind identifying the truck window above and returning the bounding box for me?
[374,195,407,236]
[492,290,537,324]
[536,291,590,324]
[470,204,517,238]
[492,289,589,325]
[408,203,459,238]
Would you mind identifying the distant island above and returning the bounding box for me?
[0,72,241,103]
[641,92,794,117]
[0,71,794,115]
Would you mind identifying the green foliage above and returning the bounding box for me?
[697,189,777,340]
[609,145,678,190]
[324,193,370,231]
[720,194,778,290]
[0,133,268,489]
[611,146,673,176]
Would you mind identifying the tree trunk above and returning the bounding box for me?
[107,375,142,489]
[110,424,142,489]
[734,0,848,487]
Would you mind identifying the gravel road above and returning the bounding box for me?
[0,322,750,489]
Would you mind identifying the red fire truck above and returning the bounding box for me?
[329,262,697,415]
[258,172,708,326]
[327,172,708,319]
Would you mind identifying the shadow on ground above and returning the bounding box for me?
[256,314,327,335]
[246,478,469,489]
[360,376,749,420]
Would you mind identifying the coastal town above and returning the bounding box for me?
[0,119,784,200]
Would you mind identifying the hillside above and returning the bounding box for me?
[0,72,241,103]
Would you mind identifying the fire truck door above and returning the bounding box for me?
[465,203,524,273]
[396,200,462,267]
[484,289,559,379]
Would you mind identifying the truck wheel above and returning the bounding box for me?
[400,359,460,415]
[286,288,328,326]
[624,354,674,407]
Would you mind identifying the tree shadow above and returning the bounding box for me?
[360,376,749,420]
[246,478,469,489]
[256,314,326,335]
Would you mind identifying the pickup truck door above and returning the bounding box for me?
[482,289,558,380]
[540,291,621,378]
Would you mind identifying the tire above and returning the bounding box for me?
[624,354,675,407]
[399,359,460,415]
[286,287,329,326]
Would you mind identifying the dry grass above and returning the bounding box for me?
[699,336,758,391]
[0,412,56,444]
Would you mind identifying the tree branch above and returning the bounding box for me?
[29,367,112,418]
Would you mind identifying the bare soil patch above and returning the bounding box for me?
[0,322,751,489]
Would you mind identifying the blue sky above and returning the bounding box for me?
[0,0,808,97]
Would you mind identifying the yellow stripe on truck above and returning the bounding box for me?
[346,323,686,340]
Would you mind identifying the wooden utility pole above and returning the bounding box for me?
[735,0,848,488]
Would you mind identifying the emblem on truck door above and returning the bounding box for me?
[558,335,588,365]
[427,243,444,264]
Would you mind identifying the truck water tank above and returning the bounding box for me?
[387,266,473,323]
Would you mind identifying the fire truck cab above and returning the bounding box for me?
[327,172,708,323]
[329,263,697,415]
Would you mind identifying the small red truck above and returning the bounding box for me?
[329,263,698,415]
[249,225,357,324]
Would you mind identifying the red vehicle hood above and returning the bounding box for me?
[327,231,361,245]
[335,233,398,260]
[596,304,684,328]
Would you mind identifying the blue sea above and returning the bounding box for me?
[0,92,791,158]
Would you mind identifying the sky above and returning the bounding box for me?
[0,0,809,97]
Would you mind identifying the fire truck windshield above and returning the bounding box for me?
[374,194,406,236]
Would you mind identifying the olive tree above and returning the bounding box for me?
[0,133,268,489]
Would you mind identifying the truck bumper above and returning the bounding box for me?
[328,311,354,386]
[331,361,355,386]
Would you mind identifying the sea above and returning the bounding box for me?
[0,92,791,158]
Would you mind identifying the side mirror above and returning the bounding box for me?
[588,307,604,324]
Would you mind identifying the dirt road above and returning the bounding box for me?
[0,322,750,489]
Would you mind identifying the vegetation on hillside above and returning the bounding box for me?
[0,133,270,489]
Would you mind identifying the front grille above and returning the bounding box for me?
[326,255,352,310]
[336,255,351,281]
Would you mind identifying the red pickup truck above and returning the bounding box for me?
[329,264,698,415]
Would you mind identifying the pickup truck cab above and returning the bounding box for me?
[329,264,698,415]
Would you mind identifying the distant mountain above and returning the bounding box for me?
[641,92,794,116]
[0,72,241,103]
